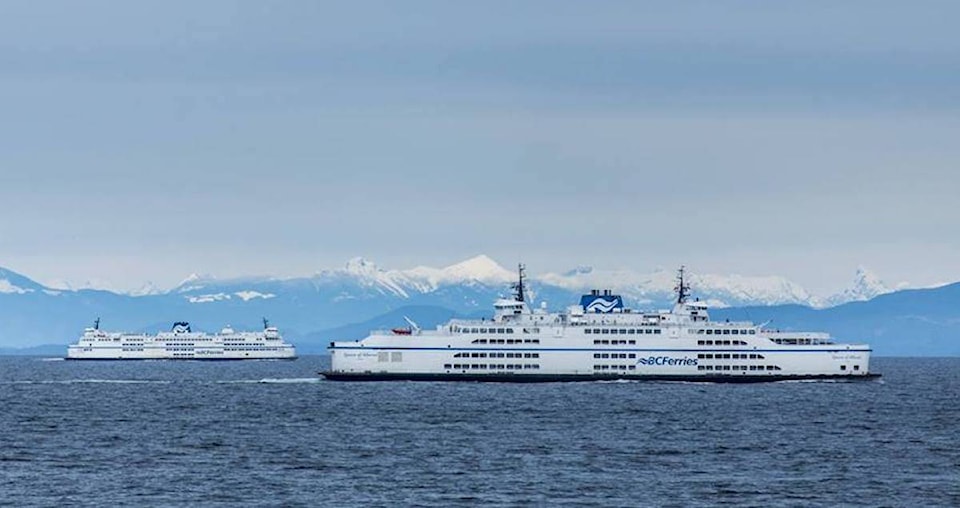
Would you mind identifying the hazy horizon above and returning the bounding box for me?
[2,1,958,295]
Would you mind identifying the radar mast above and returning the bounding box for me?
[675,266,691,304]
[512,263,527,303]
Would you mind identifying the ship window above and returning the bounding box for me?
[594,353,601,358]
[654,330,661,334]
[722,329,730,335]
[619,329,627,334]
[610,329,618,335]
[628,329,636,334]
[601,354,609,359]
[629,340,636,345]
[585,329,592,334]
[506,328,514,334]
[697,340,704,345]
[854,365,860,370]
[749,330,756,334]
[629,354,636,358]
[601,340,609,345]
[496,328,503,333]
[601,329,609,334]
[698,365,706,371]
[840,365,846,370]
[731,330,739,335]
[444,364,452,369]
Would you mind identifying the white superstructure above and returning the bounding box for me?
[67,319,297,360]
[325,266,878,382]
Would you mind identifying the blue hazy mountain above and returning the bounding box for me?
[713,282,960,356]
[0,258,957,355]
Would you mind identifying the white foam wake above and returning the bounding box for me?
[216,378,322,384]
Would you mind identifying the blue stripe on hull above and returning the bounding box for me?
[329,347,870,353]
[64,357,298,361]
[320,372,881,383]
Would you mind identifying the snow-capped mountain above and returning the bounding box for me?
[822,266,893,307]
[135,255,907,312]
[0,267,45,294]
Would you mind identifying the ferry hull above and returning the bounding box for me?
[321,371,881,383]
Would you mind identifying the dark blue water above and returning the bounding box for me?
[1,357,957,507]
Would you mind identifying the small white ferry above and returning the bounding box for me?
[66,319,297,360]
[324,266,879,382]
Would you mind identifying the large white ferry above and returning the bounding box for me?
[66,319,297,360]
[325,266,879,382]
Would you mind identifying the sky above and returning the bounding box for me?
[0,1,958,296]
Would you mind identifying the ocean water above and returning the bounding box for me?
[0,357,957,507]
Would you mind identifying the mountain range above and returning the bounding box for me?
[0,256,956,355]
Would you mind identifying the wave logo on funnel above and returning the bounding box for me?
[579,292,624,313]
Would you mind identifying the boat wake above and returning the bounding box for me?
[216,378,321,384]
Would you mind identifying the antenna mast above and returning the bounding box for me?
[675,265,691,304]
[512,263,526,303]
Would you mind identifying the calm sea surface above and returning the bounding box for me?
[0,356,957,507]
